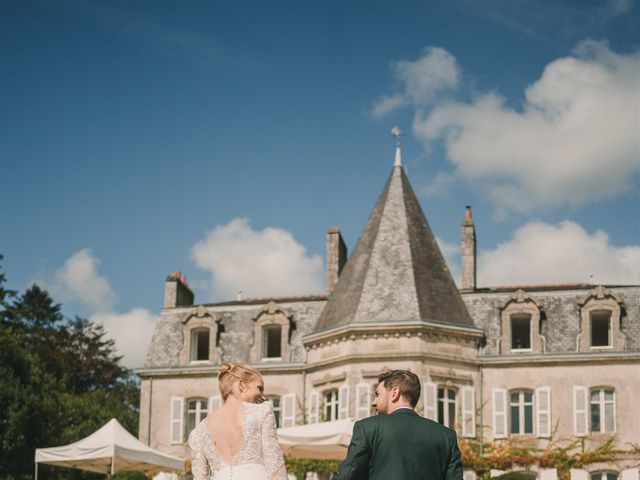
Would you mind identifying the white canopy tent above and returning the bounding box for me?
[35,418,184,478]
[277,419,355,460]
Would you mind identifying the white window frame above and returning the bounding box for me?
[509,390,534,435]
[187,398,208,434]
[590,388,616,433]
[324,389,340,422]
[437,387,457,428]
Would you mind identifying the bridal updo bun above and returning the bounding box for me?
[218,363,261,400]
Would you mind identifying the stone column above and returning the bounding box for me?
[461,206,476,291]
[326,227,347,293]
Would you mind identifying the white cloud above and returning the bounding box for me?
[372,47,460,118]
[44,249,156,369]
[191,218,324,300]
[414,40,639,214]
[90,309,157,369]
[423,171,457,197]
[54,249,117,312]
[478,220,640,286]
[601,0,634,18]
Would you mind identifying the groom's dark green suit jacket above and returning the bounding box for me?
[332,408,463,480]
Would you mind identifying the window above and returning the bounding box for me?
[511,314,531,350]
[187,399,208,433]
[324,389,339,422]
[262,325,282,358]
[590,311,611,347]
[268,396,281,427]
[438,388,456,428]
[590,388,615,432]
[591,473,618,480]
[250,302,293,363]
[510,390,534,434]
[190,328,210,361]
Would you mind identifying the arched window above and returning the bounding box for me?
[578,286,625,352]
[187,398,208,434]
[590,472,618,480]
[180,306,220,365]
[510,390,534,435]
[250,302,293,363]
[500,290,543,354]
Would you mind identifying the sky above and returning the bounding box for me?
[1,0,639,368]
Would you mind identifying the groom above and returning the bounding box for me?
[332,370,463,480]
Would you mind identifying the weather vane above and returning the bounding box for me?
[390,126,405,147]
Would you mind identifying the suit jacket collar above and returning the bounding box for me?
[391,407,417,416]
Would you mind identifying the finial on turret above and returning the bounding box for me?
[390,126,405,167]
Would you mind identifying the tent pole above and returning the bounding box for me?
[111,456,115,476]
[35,462,38,480]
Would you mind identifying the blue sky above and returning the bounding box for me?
[1,0,638,367]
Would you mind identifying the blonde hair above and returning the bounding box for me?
[218,363,261,401]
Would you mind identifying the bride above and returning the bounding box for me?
[188,363,288,480]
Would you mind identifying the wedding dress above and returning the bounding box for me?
[188,401,287,480]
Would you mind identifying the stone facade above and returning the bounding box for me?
[137,148,639,475]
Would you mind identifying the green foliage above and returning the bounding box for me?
[284,456,340,480]
[459,435,629,480]
[0,257,140,480]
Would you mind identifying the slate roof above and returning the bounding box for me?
[314,157,475,332]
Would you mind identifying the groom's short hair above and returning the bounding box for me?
[377,370,421,407]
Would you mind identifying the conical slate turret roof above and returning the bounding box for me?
[314,148,474,332]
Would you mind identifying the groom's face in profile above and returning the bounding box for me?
[372,382,391,415]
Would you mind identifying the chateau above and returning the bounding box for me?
[137,144,640,477]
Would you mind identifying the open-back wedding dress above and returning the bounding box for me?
[188,401,287,480]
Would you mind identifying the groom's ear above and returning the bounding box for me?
[390,386,401,402]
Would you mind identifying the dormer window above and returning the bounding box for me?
[250,302,294,363]
[511,314,531,350]
[590,311,611,347]
[578,286,625,352]
[500,290,543,354]
[179,306,220,366]
[191,328,210,362]
[263,325,282,359]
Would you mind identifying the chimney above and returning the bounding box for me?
[461,206,476,291]
[164,271,194,308]
[326,227,347,293]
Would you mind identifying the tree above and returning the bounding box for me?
[0,257,140,480]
